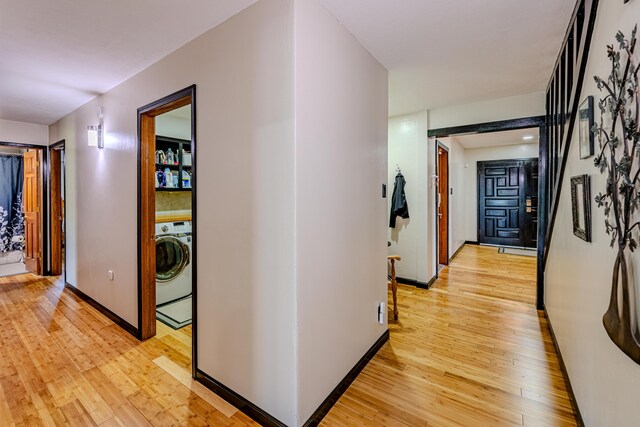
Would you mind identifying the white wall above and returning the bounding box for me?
[428,92,545,129]
[155,109,190,140]
[462,143,539,242]
[545,1,640,426]
[293,0,388,423]
[49,1,297,425]
[0,118,48,145]
[388,112,429,281]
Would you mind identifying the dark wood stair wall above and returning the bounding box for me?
[543,0,600,267]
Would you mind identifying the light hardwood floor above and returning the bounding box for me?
[321,245,577,426]
[0,245,575,426]
[0,274,257,426]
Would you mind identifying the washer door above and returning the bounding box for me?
[156,235,190,283]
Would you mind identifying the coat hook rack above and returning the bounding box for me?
[395,164,402,174]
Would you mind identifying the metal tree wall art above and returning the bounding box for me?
[593,25,640,364]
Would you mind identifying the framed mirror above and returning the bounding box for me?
[571,174,591,242]
[579,96,595,159]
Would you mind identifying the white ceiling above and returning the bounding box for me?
[444,128,539,150]
[320,0,575,117]
[0,0,256,125]
[1,0,573,125]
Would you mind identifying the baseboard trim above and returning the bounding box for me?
[464,240,479,245]
[64,282,139,339]
[543,306,584,427]
[303,329,390,426]
[396,276,429,289]
[426,275,437,288]
[449,244,465,261]
[195,369,287,427]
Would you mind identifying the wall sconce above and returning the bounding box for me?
[87,108,104,149]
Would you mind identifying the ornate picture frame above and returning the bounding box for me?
[579,96,595,159]
[571,174,591,242]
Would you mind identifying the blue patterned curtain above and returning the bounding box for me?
[0,156,24,253]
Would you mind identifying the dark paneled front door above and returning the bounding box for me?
[478,158,538,248]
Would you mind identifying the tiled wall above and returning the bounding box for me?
[155,191,191,212]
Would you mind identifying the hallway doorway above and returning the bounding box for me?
[429,117,546,308]
[0,142,45,277]
[137,85,197,376]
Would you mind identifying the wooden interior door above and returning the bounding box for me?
[437,146,449,265]
[24,150,41,275]
[50,148,63,276]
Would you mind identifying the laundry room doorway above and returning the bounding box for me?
[137,86,197,375]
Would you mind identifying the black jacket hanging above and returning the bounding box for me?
[389,173,409,228]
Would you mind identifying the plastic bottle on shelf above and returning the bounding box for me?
[156,169,165,188]
[183,151,191,166]
[182,170,191,188]
[167,148,175,164]
[173,173,178,188]
[164,168,173,188]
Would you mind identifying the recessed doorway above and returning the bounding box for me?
[137,86,197,376]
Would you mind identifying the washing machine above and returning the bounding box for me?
[156,221,192,305]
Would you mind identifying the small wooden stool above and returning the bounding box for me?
[387,255,401,321]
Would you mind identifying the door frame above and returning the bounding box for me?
[49,139,66,280]
[476,157,538,248]
[0,140,47,276]
[428,116,547,309]
[137,85,197,373]
[435,140,449,272]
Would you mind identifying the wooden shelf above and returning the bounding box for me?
[155,136,192,190]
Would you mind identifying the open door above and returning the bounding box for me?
[50,146,63,276]
[24,150,41,275]
[437,145,449,266]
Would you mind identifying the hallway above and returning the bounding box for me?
[0,246,577,426]
[322,245,577,426]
